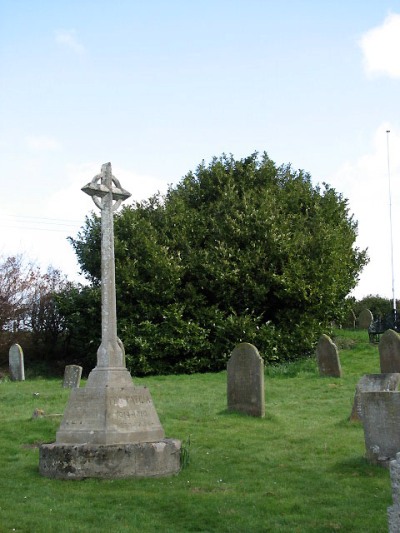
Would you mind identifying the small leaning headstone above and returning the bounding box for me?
[316,334,342,378]
[227,342,265,417]
[63,365,83,388]
[8,343,25,381]
[379,329,400,373]
[349,373,400,422]
[388,452,400,532]
[358,308,373,329]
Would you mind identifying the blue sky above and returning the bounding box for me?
[1,1,400,299]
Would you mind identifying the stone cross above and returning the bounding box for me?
[82,162,130,369]
[39,163,181,479]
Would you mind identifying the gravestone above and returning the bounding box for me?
[63,365,83,388]
[379,329,400,373]
[360,391,400,466]
[344,309,356,329]
[8,344,25,381]
[315,334,342,378]
[349,373,400,422]
[388,452,400,532]
[227,343,265,417]
[39,163,181,479]
[358,308,373,329]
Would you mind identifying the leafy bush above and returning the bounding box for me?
[61,153,368,375]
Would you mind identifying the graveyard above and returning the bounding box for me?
[0,328,392,532]
[2,2,400,530]
[0,164,396,531]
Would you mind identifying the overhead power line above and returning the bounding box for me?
[0,214,82,225]
[0,213,84,233]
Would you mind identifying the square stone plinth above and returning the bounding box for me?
[55,368,165,445]
[39,439,181,479]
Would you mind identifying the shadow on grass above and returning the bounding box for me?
[333,417,363,429]
[218,408,279,423]
[23,464,42,478]
[331,455,388,477]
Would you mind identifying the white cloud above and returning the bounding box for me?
[329,124,400,299]
[359,13,400,79]
[55,29,85,54]
[26,135,62,151]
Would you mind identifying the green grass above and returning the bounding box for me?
[0,329,392,532]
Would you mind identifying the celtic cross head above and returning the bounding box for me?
[82,162,131,211]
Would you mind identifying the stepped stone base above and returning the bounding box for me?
[55,368,165,445]
[39,439,181,479]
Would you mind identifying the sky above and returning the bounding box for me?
[1,0,400,300]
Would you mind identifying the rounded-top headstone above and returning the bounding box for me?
[316,334,342,378]
[227,342,265,417]
[8,343,25,381]
[358,308,373,329]
[379,329,400,373]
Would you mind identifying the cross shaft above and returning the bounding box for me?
[82,163,131,368]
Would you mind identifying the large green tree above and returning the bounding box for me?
[62,153,368,374]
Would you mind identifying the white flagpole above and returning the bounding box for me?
[386,130,396,317]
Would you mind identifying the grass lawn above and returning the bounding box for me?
[0,329,393,532]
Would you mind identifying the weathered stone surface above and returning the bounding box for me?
[388,452,400,531]
[350,373,400,422]
[39,163,180,479]
[63,365,82,388]
[388,504,400,533]
[380,329,400,373]
[39,439,181,479]
[227,343,265,417]
[56,372,165,445]
[361,391,400,467]
[316,334,342,378]
[358,308,373,329]
[8,343,25,381]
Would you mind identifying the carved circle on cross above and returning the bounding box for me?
[88,173,124,212]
